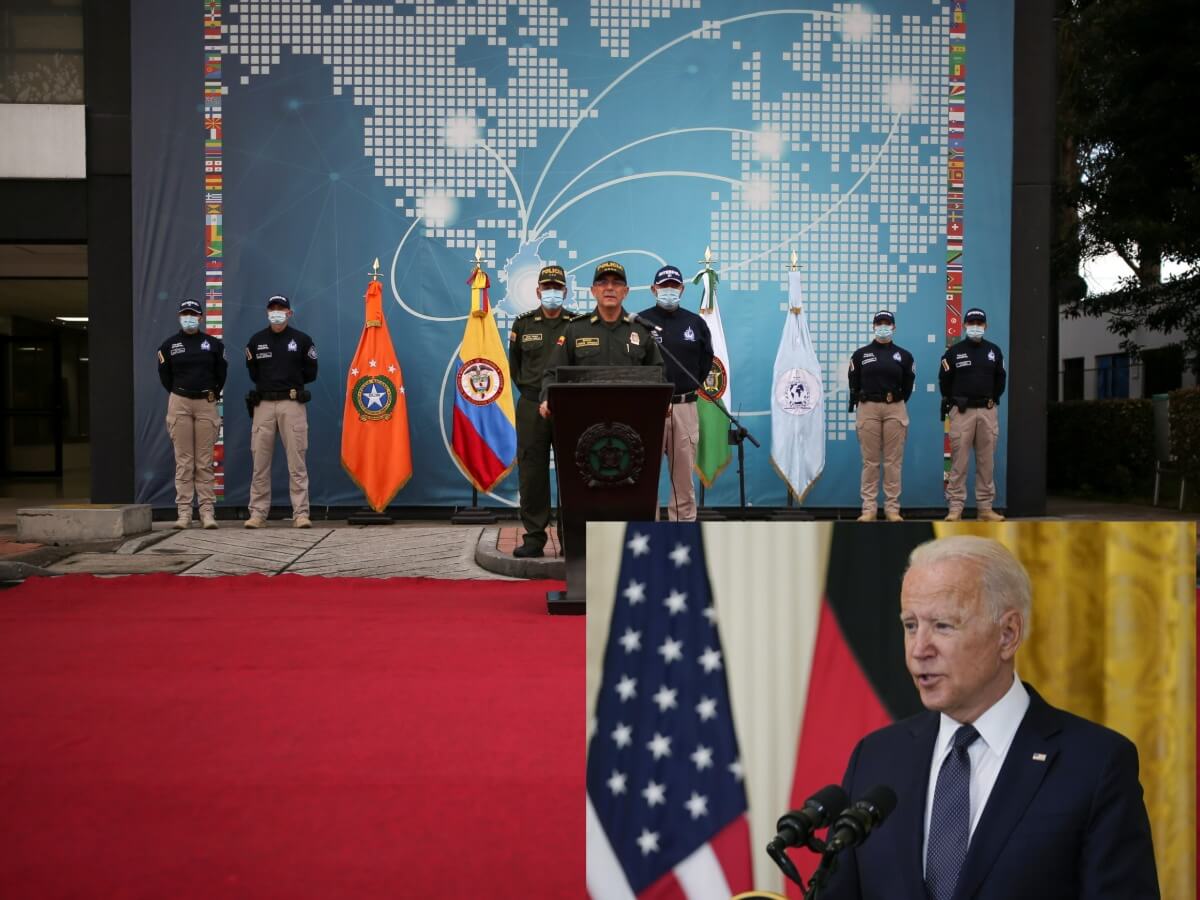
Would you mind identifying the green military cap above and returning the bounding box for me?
[538,264,566,285]
[592,260,627,283]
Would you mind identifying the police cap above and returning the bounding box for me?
[592,261,627,284]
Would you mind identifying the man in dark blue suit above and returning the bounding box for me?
[822,536,1159,900]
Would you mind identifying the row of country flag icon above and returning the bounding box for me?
[943,0,967,483]
[205,6,226,497]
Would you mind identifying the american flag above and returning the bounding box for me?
[587,523,752,899]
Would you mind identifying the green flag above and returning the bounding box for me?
[694,266,733,487]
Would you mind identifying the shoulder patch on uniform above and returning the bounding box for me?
[157,350,165,364]
[308,345,318,360]
[941,358,950,372]
[848,359,855,371]
[508,329,517,342]
[245,347,253,361]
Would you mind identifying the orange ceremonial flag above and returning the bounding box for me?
[341,278,413,510]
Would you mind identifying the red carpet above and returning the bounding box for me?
[0,575,582,899]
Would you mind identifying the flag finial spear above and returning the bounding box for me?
[789,249,800,271]
[370,257,381,281]
[474,246,483,266]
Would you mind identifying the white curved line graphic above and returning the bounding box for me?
[725,113,904,271]
[531,127,755,235]
[568,249,668,275]
[438,343,519,508]
[536,171,741,239]
[389,215,469,323]
[525,7,837,221]
[473,139,528,240]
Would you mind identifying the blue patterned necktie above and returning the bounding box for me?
[925,724,980,900]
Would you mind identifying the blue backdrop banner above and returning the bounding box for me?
[132,0,1013,510]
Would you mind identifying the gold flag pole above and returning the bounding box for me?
[788,248,805,314]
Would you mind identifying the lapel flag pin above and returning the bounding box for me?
[1032,752,1047,762]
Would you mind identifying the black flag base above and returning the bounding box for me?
[450,486,499,524]
[770,489,814,520]
[450,506,499,524]
[347,508,393,525]
[697,484,726,520]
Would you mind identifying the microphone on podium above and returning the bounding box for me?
[766,785,848,888]
[627,311,664,333]
[768,784,849,852]
[823,784,898,854]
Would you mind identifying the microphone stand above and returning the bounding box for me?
[766,832,837,897]
[648,324,761,518]
[803,850,839,900]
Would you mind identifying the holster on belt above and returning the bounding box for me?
[940,397,952,421]
[245,390,262,418]
[954,396,969,414]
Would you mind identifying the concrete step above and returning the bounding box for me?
[17,504,152,544]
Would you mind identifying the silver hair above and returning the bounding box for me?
[908,535,1032,635]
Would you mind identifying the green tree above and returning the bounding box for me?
[1057,0,1200,373]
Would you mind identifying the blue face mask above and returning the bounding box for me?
[966,325,985,340]
[179,316,200,333]
[540,288,564,310]
[656,287,681,310]
[874,325,894,341]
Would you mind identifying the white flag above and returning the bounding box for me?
[770,271,825,500]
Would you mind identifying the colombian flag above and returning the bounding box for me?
[450,265,516,492]
[340,278,413,510]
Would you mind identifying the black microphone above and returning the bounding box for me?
[824,785,898,853]
[768,784,849,852]
[628,312,664,333]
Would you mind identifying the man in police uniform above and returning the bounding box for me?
[244,295,319,528]
[538,260,664,416]
[939,307,1006,522]
[848,310,915,522]
[156,299,228,529]
[508,264,577,558]
[636,264,713,521]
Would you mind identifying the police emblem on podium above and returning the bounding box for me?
[575,421,645,488]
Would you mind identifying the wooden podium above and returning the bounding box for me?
[545,366,671,614]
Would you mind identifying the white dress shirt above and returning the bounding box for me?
[922,673,1030,874]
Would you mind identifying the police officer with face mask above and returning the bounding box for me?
[939,307,1006,521]
[156,299,227,529]
[508,265,577,558]
[636,265,713,521]
[244,295,318,528]
[848,310,915,522]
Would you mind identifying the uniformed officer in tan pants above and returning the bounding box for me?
[847,310,915,521]
[156,299,227,529]
[939,307,1007,521]
[244,295,319,528]
[636,265,713,522]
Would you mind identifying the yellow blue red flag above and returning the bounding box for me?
[451,265,517,492]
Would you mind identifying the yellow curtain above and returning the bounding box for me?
[934,521,1196,900]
